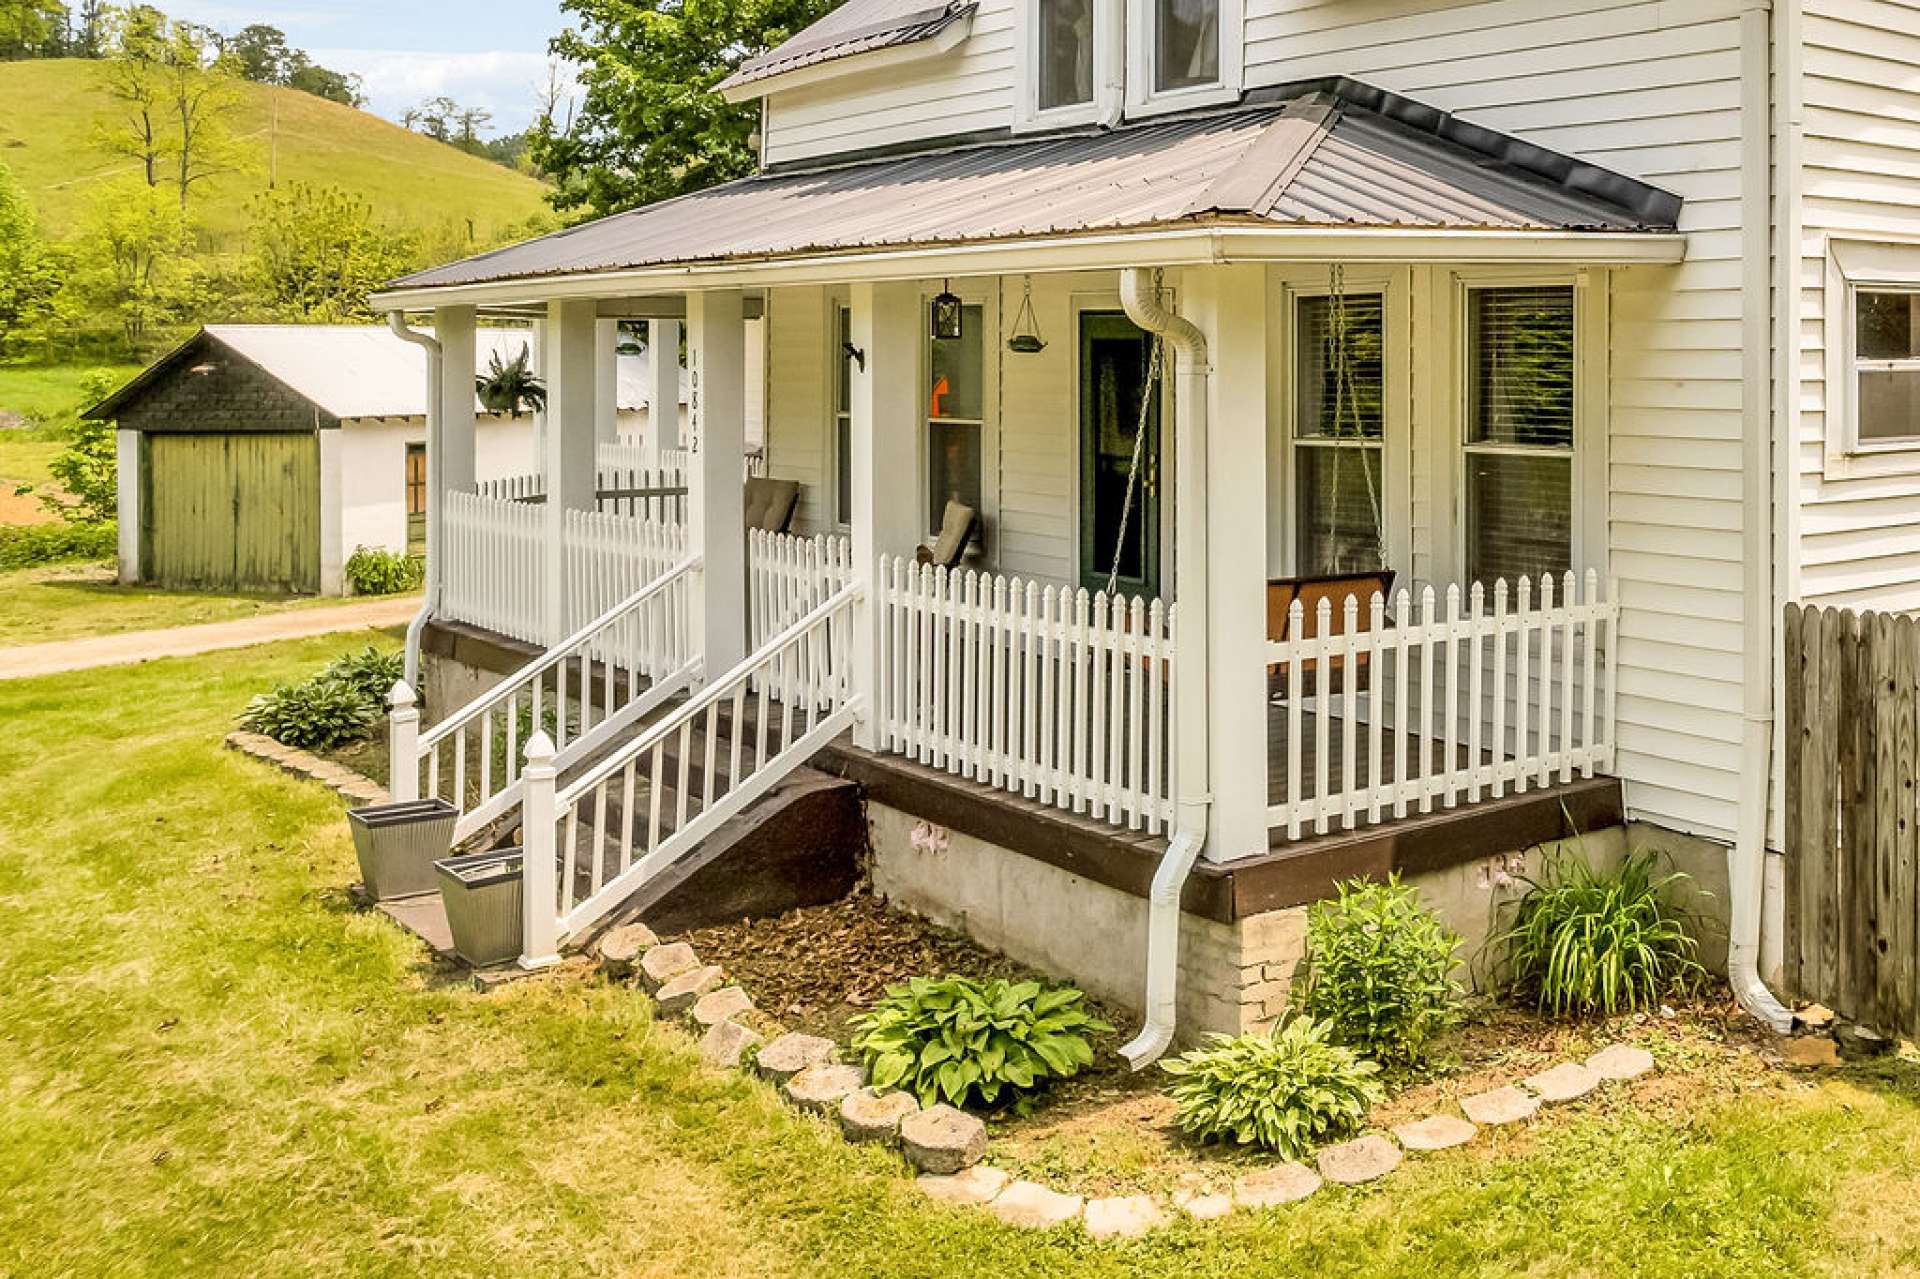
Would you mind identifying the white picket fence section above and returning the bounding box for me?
[474,472,544,503]
[525,581,863,953]
[562,508,690,634]
[442,490,547,644]
[1267,570,1619,842]
[748,529,854,651]
[593,466,688,522]
[660,445,767,476]
[874,558,1176,834]
[395,558,703,841]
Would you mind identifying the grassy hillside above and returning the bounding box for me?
[0,59,553,246]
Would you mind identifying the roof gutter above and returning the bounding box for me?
[387,311,441,688]
[1118,267,1211,1070]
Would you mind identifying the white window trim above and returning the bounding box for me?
[1825,237,1920,478]
[1124,0,1242,119]
[1014,0,1123,133]
[919,282,1001,551]
[1068,288,1175,597]
[828,295,853,533]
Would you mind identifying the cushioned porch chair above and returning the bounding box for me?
[1267,569,1397,699]
[915,500,980,569]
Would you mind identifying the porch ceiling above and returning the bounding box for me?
[381,80,1683,304]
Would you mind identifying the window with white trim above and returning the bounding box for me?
[1125,0,1238,114]
[1464,285,1576,589]
[1853,287,1920,447]
[833,303,852,527]
[1294,291,1386,576]
[1019,0,1117,129]
[1154,0,1218,92]
[927,304,985,534]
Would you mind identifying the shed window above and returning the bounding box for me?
[1154,0,1219,92]
[1854,289,1920,446]
[1294,292,1386,575]
[1464,285,1575,590]
[405,442,427,556]
[1038,0,1095,111]
[927,304,984,535]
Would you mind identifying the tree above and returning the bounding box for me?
[285,57,362,107]
[57,179,198,354]
[0,0,64,60]
[531,0,836,218]
[158,26,248,211]
[223,22,292,83]
[245,182,415,322]
[94,5,170,188]
[0,161,59,357]
[455,104,493,149]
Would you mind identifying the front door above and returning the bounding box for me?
[1078,312,1162,598]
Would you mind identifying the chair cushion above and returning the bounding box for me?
[744,477,800,532]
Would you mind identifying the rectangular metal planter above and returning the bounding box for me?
[434,848,525,968]
[346,798,458,901]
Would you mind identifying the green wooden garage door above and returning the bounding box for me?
[142,433,321,594]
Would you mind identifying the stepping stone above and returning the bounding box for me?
[755,1033,837,1085]
[697,1019,761,1070]
[690,985,754,1028]
[988,1180,1084,1229]
[899,1104,988,1174]
[1233,1162,1322,1209]
[1316,1134,1401,1185]
[1783,1036,1841,1068]
[1460,1085,1538,1127]
[839,1087,920,1143]
[654,965,724,1016]
[596,923,659,977]
[1084,1194,1169,1239]
[785,1062,866,1114]
[1585,1043,1655,1081]
[918,1164,1011,1206]
[1394,1114,1478,1151]
[1173,1188,1235,1220]
[638,942,699,992]
[1524,1061,1600,1103]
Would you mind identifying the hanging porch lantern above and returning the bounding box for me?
[931,280,964,340]
[1006,275,1047,354]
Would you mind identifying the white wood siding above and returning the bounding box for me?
[762,286,835,536]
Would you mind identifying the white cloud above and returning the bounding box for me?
[305,48,577,134]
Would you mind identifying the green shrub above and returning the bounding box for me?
[343,546,423,596]
[240,678,377,751]
[0,521,117,571]
[321,646,404,708]
[1161,1016,1385,1159]
[1299,875,1462,1072]
[849,975,1111,1111]
[1493,848,1707,1018]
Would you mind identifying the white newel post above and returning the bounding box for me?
[1188,264,1270,863]
[595,317,620,445]
[115,428,140,584]
[647,318,682,466]
[388,679,420,802]
[542,298,599,642]
[519,731,561,969]
[849,280,922,749]
[687,291,749,675]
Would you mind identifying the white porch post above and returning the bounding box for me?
[436,301,477,525]
[595,317,620,446]
[687,291,749,674]
[115,428,139,584]
[543,298,599,643]
[1187,264,1271,863]
[647,318,682,465]
[849,280,922,750]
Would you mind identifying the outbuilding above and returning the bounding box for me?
[87,324,679,595]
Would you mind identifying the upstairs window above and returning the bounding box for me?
[1154,0,1218,93]
[1126,0,1238,116]
[1038,0,1094,111]
[1021,0,1113,128]
[1854,288,1920,447]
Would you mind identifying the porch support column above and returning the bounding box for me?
[687,291,749,675]
[849,280,921,750]
[115,428,140,584]
[542,297,599,643]
[1188,264,1270,863]
[595,317,621,446]
[648,319,682,465]
[436,303,478,502]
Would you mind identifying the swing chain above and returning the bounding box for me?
[1106,273,1164,598]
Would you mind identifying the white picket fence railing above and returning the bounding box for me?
[874,559,1176,834]
[562,508,690,635]
[748,529,854,651]
[392,558,703,841]
[523,581,862,956]
[442,490,547,644]
[660,445,766,476]
[474,472,544,503]
[1267,570,1619,842]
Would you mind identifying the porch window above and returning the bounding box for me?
[1038,0,1095,111]
[405,442,426,556]
[1154,0,1219,92]
[834,304,853,527]
[1465,285,1575,589]
[1294,292,1386,575]
[1854,288,1920,446]
[927,304,984,535]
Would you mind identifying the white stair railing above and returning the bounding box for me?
[520,581,862,960]
[392,556,702,843]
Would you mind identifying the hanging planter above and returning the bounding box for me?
[475,344,547,417]
[1007,275,1047,354]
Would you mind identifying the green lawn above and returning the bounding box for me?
[3,636,1920,1276]
[0,561,346,646]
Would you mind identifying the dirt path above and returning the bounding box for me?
[0,596,420,680]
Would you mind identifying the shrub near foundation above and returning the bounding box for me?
[1299,875,1462,1072]
[1161,1016,1384,1160]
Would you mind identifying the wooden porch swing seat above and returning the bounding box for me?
[1267,570,1397,698]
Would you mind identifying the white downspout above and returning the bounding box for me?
[389,310,443,688]
[1119,267,1212,1069]
[1732,0,1794,1033]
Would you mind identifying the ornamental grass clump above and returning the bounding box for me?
[1493,847,1707,1018]
[1299,875,1462,1072]
[1161,1016,1384,1160]
[849,975,1110,1111]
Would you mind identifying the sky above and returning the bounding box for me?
[159,1,579,134]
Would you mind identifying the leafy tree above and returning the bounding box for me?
[56,178,199,354]
[45,416,116,523]
[222,21,292,82]
[158,25,249,211]
[96,10,251,210]
[532,0,837,218]
[245,182,414,322]
[0,161,59,357]
[0,0,64,59]
[284,57,362,107]
[94,5,170,188]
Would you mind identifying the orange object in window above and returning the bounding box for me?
[929,374,950,418]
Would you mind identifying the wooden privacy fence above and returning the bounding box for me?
[1783,602,1920,1039]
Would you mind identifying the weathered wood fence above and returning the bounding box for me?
[1782,602,1920,1038]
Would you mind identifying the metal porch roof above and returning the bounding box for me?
[390,87,1682,295]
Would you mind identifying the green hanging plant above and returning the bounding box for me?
[475,344,547,417]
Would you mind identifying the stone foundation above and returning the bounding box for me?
[418,620,536,727]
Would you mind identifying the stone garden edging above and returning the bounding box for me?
[593,920,1660,1239]
[226,730,389,806]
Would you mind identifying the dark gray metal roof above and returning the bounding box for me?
[720,0,973,92]
[391,89,1682,294]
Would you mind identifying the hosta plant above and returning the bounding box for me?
[849,975,1110,1111]
[240,678,377,751]
[1493,847,1707,1017]
[320,646,405,710]
[1161,1016,1385,1159]
[1299,874,1463,1072]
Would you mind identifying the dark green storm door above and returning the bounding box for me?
[1078,311,1163,599]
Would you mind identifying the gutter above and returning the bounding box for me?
[1118,267,1212,1069]
[1731,0,1794,1033]
[387,311,442,688]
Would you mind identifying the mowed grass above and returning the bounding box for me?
[0,363,144,525]
[5,636,1920,1276]
[0,561,348,646]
